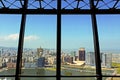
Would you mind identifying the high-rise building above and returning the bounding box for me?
[64,55,73,64]
[101,53,112,68]
[37,47,43,58]
[61,54,65,64]
[37,47,45,67]
[86,52,112,68]
[75,56,78,61]
[0,50,1,57]
[70,51,76,61]
[101,53,106,67]
[37,57,45,67]
[78,48,85,61]
[85,52,95,66]
[0,48,3,57]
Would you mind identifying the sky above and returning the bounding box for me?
[0,14,120,53]
[0,0,120,52]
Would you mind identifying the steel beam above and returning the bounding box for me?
[0,0,6,8]
[90,0,102,80]
[15,0,28,80]
[57,0,61,80]
[0,8,120,14]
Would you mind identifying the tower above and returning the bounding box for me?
[37,47,45,67]
[37,47,43,58]
[78,48,85,61]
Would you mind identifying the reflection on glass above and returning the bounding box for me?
[97,15,120,76]
[0,77,15,80]
[0,15,21,75]
[22,15,56,76]
[103,77,120,80]
[21,77,56,80]
[61,77,97,80]
[61,15,95,76]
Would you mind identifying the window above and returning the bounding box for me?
[97,15,120,80]
[22,15,57,76]
[0,15,21,79]
[0,0,120,80]
[61,15,96,78]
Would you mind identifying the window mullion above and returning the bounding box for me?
[90,0,102,80]
[15,0,28,80]
[57,0,61,80]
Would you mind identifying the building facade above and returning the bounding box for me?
[78,48,85,61]
[101,53,112,68]
[37,57,45,67]
[85,52,95,66]
[37,47,43,58]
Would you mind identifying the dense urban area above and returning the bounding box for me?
[0,47,120,80]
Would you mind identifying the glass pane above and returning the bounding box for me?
[97,15,120,76]
[0,15,21,75]
[0,77,15,80]
[103,77,120,80]
[61,15,96,76]
[61,77,97,80]
[21,77,56,80]
[22,15,56,76]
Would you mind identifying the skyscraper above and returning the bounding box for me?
[37,47,43,58]
[85,52,95,66]
[37,57,45,67]
[101,53,112,68]
[37,47,45,67]
[78,48,85,61]
[0,48,3,57]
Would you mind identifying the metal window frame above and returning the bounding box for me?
[0,0,120,80]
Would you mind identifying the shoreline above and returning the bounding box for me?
[0,68,8,72]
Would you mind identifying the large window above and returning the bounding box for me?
[61,15,96,78]
[97,15,120,80]
[0,15,21,78]
[0,0,120,80]
[22,15,56,76]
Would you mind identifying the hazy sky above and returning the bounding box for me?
[0,14,120,52]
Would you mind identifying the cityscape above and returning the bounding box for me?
[1,15,120,80]
[0,46,120,80]
[1,0,120,80]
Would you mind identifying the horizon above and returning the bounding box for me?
[0,15,120,52]
[1,46,120,54]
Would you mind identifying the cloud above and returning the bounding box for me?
[0,33,19,41]
[0,33,39,41]
[5,33,19,40]
[24,35,39,41]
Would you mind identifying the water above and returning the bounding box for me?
[0,68,114,80]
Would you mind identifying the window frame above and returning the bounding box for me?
[0,0,120,80]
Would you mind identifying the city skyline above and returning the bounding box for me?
[0,15,120,52]
[0,1,120,80]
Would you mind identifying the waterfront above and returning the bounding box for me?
[0,67,114,80]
